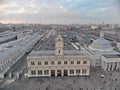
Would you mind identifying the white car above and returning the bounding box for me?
[101,74,104,78]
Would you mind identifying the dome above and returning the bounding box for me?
[89,38,113,51]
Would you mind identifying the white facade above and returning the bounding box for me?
[101,55,120,71]
[84,34,120,70]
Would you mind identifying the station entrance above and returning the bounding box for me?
[51,70,55,77]
[63,70,68,76]
[57,70,62,76]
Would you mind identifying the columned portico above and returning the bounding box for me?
[103,61,120,71]
[101,55,120,71]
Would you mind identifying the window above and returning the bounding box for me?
[31,70,36,75]
[64,61,67,64]
[51,61,55,65]
[44,70,49,75]
[77,61,80,64]
[58,39,61,41]
[38,70,42,75]
[31,61,35,65]
[70,61,74,64]
[70,69,74,74]
[58,50,60,54]
[83,61,87,64]
[44,61,48,65]
[58,61,61,65]
[38,61,41,65]
[82,69,87,74]
[76,69,80,73]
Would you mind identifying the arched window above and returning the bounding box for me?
[58,39,61,41]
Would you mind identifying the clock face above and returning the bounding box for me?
[56,42,63,47]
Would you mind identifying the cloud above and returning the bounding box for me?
[0,0,120,24]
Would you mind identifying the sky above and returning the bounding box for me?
[0,0,120,24]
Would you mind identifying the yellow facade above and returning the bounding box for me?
[26,35,90,77]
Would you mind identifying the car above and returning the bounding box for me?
[101,74,104,78]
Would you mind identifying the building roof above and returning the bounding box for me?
[27,50,87,58]
[85,46,120,56]
[0,32,41,63]
[89,37,113,51]
[103,54,120,58]
[0,46,21,62]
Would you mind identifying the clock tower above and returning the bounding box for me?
[55,35,64,56]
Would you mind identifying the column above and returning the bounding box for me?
[116,62,119,70]
[42,69,44,77]
[68,69,70,76]
[114,62,117,70]
[101,61,104,69]
[48,69,51,77]
[74,69,76,76]
[106,62,109,71]
[61,69,63,76]
[80,68,82,76]
[112,62,115,70]
[36,69,38,76]
[104,62,107,71]
[55,69,57,76]
[108,62,112,71]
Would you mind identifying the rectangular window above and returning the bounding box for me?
[83,61,87,64]
[31,70,36,75]
[44,61,48,65]
[77,61,80,64]
[82,69,87,74]
[64,61,67,64]
[38,70,42,75]
[38,61,41,65]
[76,69,80,73]
[51,61,55,65]
[70,69,74,74]
[70,61,74,64]
[31,61,35,65]
[44,70,49,75]
[58,61,61,65]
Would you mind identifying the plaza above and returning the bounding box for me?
[1,67,120,90]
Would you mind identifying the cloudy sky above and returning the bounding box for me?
[0,0,120,24]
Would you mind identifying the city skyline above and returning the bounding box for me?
[0,0,120,24]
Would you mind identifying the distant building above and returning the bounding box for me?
[26,35,90,77]
[90,25,98,30]
[0,33,42,78]
[84,31,120,71]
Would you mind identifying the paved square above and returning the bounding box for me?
[1,67,120,90]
